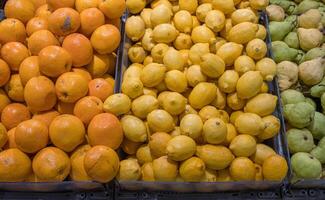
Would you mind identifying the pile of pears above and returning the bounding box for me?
[104,0,289,182]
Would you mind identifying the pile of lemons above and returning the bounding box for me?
[104,0,288,182]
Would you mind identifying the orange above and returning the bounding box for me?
[98,0,126,19]
[0,123,8,148]
[30,0,47,9]
[1,42,29,71]
[72,68,92,82]
[76,0,100,12]
[4,128,17,149]
[1,103,31,130]
[0,18,26,44]
[55,72,89,103]
[47,0,75,10]
[38,46,72,77]
[62,33,93,67]
[15,119,49,153]
[0,89,11,116]
[56,101,76,114]
[27,30,60,56]
[121,138,142,155]
[91,24,121,54]
[88,78,114,101]
[80,8,105,36]
[26,17,48,36]
[0,59,11,87]
[49,114,86,152]
[87,53,116,77]
[70,144,92,181]
[106,18,121,29]
[5,74,25,102]
[32,147,71,181]
[24,76,57,112]
[262,155,288,181]
[4,0,35,24]
[84,145,120,183]
[0,149,32,182]
[19,56,41,86]
[35,4,52,19]
[48,8,80,36]
[32,110,60,127]
[73,96,103,125]
[87,113,123,149]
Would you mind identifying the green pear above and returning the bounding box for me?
[281,89,305,105]
[303,47,325,62]
[305,98,316,109]
[310,77,325,98]
[284,102,315,128]
[270,0,298,14]
[287,128,315,153]
[308,112,325,140]
[311,137,325,164]
[291,152,322,179]
[294,0,321,14]
[269,21,295,41]
[272,41,304,63]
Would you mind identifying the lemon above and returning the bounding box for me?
[189,82,217,109]
[173,33,193,50]
[222,123,238,146]
[126,16,146,42]
[186,65,208,87]
[256,24,267,40]
[140,63,166,87]
[152,156,178,181]
[192,16,201,28]
[126,0,146,14]
[180,114,203,139]
[231,9,258,25]
[142,29,156,51]
[246,38,267,60]
[143,87,158,97]
[149,132,172,157]
[212,0,235,14]
[151,43,169,63]
[166,135,197,161]
[200,53,225,78]
[201,169,217,182]
[202,118,227,145]
[216,42,243,66]
[165,70,188,93]
[140,8,153,28]
[217,168,232,181]
[103,93,131,116]
[210,37,227,53]
[131,95,159,119]
[155,81,168,92]
[227,92,246,111]
[141,162,155,181]
[147,109,175,132]
[220,19,233,40]
[180,157,206,182]
[256,58,277,81]
[250,0,269,10]
[235,112,265,135]
[117,158,141,181]
[162,92,187,115]
[153,24,179,44]
[260,82,269,93]
[196,144,234,170]
[230,111,244,125]
[121,78,143,99]
[191,25,215,44]
[136,145,153,165]
[229,157,256,181]
[262,155,288,181]
[123,64,143,80]
[189,43,210,65]
[217,110,230,123]
[228,22,259,44]
[150,4,172,27]
[173,10,193,34]
[234,55,256,76]
[151,0,172,10]
[211,88,226,109]
[179,49,190,67]
[163,48,185,71]
[251,144,276,165]
[236,71,263,99]
[218,70,239,94]
[179,0,198,14]
[258,115,280,140]
[198,106,219,122]
[255,164,263,181]
[143,56,154,66]
[205,10,226,33]
[229,134,257,157]
[121,115,147,143]
[179,104,198,120]
[170,127,181,137]
[196,3,213,22]
[244,93,278,116]
[157,91,171,106]
[128,45,147,64]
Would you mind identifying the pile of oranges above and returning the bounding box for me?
[0,0,126,183]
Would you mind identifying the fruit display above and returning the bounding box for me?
[267,0,325,180]
[109,0,289,183]
[0,0,126,183]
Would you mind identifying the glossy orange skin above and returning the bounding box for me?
[3,128,17,149]
[98,0,126,19]
[47,0,75,10]
[19,56,41,86]
[0,18,26,44]
[71,68,92,82]
[27,30,60,56]
[90,24,121,54]
[1,103,31,130]
[87,113,123,150]
[32,110,60,127]
[35,4,52,20]
[75,0,100,12]
[62,33,93,67]
[4,0,35,24]
[30,0,47,9]
[0,89,11,114]
[73,96,103,125]
[88,78,113,101]
[0,59,11,87]
[48,8,81,36]
[1,42,30,71]
[80,8,105,37]
[26,17,48,36]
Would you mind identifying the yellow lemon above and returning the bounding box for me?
[202,118,227,144]
[103,93,131,116]
[235,112,265,135]
[218,70,239,93]
[189,82,217,109]
[236,71,263,99]
[180,114,203,139]
[216,42,243,66]
[152,156,178,181]
[262,155,288,181]
[230,157,256,181]
[229,134,257,157]
[250,144,276,165]
[244,93,278,116]
[166,135,197,161]
[180,157,206,182]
